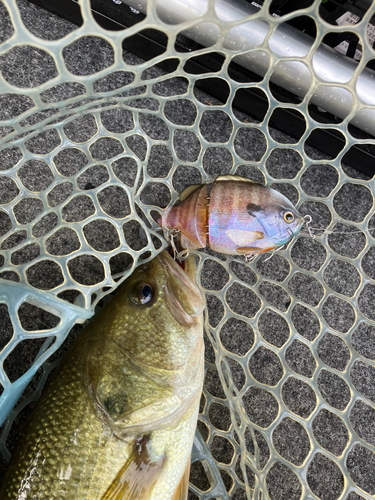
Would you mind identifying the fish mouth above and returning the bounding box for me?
[158,251,205,326]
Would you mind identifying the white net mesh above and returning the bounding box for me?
[0,0,375,499]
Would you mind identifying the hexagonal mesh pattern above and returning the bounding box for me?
[0,0,375,499]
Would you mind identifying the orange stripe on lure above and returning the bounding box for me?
[159,175,305,257]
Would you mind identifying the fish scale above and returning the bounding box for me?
[4,343,125,499]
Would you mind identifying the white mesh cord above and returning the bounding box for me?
[0,1,374,499]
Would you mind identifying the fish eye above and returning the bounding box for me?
[132,283,154,305]
[284,212,295,223]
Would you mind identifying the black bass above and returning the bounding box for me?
[1,250,205,499]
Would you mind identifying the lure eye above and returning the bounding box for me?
[284,212,295,223]
[132,283,154,305]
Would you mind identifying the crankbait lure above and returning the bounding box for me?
[160,175,306,259]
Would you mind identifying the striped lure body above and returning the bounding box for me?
[161,175,305,255]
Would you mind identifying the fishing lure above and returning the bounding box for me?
[160,175,307,259]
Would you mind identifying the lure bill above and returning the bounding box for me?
[1,251,205,500]
[160,175,306,258]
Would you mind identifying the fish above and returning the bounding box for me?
[1,250,205,500]
[160,175,305,256]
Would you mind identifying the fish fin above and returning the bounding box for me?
[171,460,191,500]
[101,436,164,500]
[225,229,264,246]
[181,233,200,250]
[235,246,263,255]
[215,175,258,184]
[179,184,202,201]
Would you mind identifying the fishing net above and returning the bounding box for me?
[0,0,375,499]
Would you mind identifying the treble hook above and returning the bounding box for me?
[263,244,286,263]
[176,249,190,261]
[303,215,315,239]
[166,228,180,260]
[244,254,257,263]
